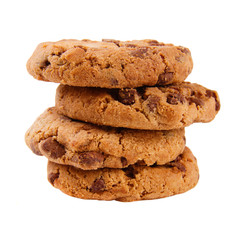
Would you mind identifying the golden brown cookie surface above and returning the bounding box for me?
[47,147,199,201]
[56,82,220,130]
[25,108,186,170]
[27,39,193,88]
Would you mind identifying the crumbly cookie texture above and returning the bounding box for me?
[27,39,193,88]
[47,147,199,201]
[56,82,220,130]
[25,108,186,170]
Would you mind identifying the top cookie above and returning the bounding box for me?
[27,39,193,88]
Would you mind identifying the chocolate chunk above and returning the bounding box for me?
[177,46,190,55]
[30,139,42,156]
[123,166,139,179]
[167,93,185,105]
[174,155,182,162]
[158,72,174,84]
[118,89,136,105]
[170,161,186,172]
[90,178,106,193]
[147,95,161,112]
[71,152,104,168]
[135,160,146,166]
[102,39,120,47]
[48,172,59,185]
[125,44,137,48]
[147,40,164,46]
[191,90,202,98]
[205,90,220,111]
[205,90,214,98]
[131,47,148,58]
[141,190,148,197]
[187,97,204,107]
[167,155,186,172]
[41,137,65,159]
[215,100,220,111]
[121,157,128,167]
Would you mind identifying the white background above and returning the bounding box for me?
[0,0,239,239]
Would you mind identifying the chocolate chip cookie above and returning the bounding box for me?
[47,147,199,201]
[25,108,186,170]
[27,39,193,88]
[55,82,220,130]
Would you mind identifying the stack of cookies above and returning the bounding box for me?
[25,39,220,201]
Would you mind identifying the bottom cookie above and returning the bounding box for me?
[47,147,199,201]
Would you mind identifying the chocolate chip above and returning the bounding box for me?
[205,90,220,111]
[41,137,65,159]
[30,139,42,156]
[135,160,146,166]
[205,90,214,98]
[90,178,106,193]
[174,155,182,162]
[170,161,186,172]
[48,172,59,185]
[141,190,148,197]
[131,47,148,58]
[177,46,190,55]
[121,157,128,167]
[125,44,137,48]
[215,101,220,111]
[102,39,120,47]
[158,72,174,84]
[167,93,185,105]
[147,40,164,46]
[71,152,104,168]
[147,95,161,112]
[118,89,136,105]
[187,97,204,107]
[191,90,202,98]
[167,155,186,172]
[123,166,139,179]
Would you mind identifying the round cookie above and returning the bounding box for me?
[25,108,186,170]
[56,82,220,130]
[47,147,199,201]
[27,39,193,88]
